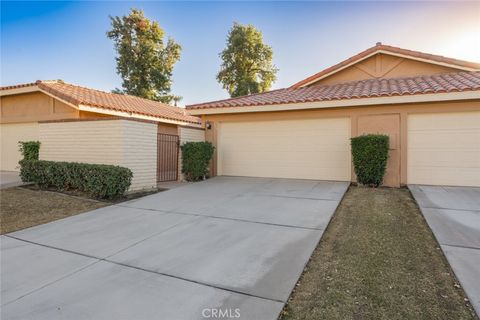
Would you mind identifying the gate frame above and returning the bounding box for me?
[157,133,180,182]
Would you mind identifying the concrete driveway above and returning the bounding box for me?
[1,177,348,320]
[409,185,480,315]
[0,171,24,189]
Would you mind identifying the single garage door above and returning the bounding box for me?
[0,122,39,171]
[218,118,351,181]
[408,111,480,187]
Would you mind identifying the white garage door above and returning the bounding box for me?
[408,111,480,187]
[0,122,39,171]
[218,118,351,181]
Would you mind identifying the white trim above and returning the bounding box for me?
[79,104,201,127]
[188,91,480,115]
[0,86,40,96]
[298,49,479,88]
[377,50,479,72]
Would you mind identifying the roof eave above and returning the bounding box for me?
[79,104,201,126]
[0,85,39,96]
[187,90,480,115]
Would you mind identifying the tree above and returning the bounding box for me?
[107,9,181,104]
[217,23,278,97]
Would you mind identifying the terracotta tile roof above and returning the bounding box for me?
[1,80,200,124]
[187,71,480,110]
[0,81,39,90]
[291,43,480,89]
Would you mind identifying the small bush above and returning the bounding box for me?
[19,160,132,199]
[18,141,40,160]
[351,134,389,187]
[181,142,215,181]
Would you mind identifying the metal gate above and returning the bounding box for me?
[157,133,179,182]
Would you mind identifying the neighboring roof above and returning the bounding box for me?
[291,43,480,89]
[187,71,480,110]
[1,80,200,125]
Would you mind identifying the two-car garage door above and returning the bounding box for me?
[408,111,480,187]
[217,118,351,181]
[217,112,480,187]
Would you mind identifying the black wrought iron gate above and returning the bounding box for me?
[157,133,179,182]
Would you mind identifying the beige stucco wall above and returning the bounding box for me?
[39,119,157,191]
[0,92,79,124]
[202,99,480,186]
[122,120,158,190]
[0,122,39,171]
[178,126,205,180]
[311,54,459,86]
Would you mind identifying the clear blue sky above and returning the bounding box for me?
[2,1,479,106]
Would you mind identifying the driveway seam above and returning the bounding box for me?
[4,234,285,305]
[441,243,480,251]
[103,259,286,304]
[2,256,101,307]
[115,204,325,231]
[258,194,340,201]
[102,215,204,259]
[421,206,480,213]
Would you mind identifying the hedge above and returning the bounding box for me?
[351,134,389,187]
[18,141,40,160]
[181,142,215,181]
[19,160,133,199]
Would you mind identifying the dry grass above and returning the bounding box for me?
[280,186,478,320]
[0,187,107,234]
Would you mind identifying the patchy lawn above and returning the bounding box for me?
[0,187,107,234]
[281,186,477,320]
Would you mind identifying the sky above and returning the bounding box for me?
[1,1,479,106]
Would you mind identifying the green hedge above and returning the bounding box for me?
[351,134,389,187]
[181,142,215,181]
[18,141,40,160]
[19,160,132,199]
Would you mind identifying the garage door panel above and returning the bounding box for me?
[408,112,480,187]
[410,168,480,187]
[409,113,480,130]
[409,131,478,149]
[218,118,351,181]
[409,150,479,168]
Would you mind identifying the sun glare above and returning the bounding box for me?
[441,28,480,62]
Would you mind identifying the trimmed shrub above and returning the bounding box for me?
[351,134,389,187]
[181,142,215,181]
[18,141,40,160]
[19,160,132,199]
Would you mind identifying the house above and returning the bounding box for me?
[0,81,204,190]
[187,43,480,187]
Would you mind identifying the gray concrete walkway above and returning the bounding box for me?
[409,185,480,316]
[0,171,24,189]
[1,177,348,320]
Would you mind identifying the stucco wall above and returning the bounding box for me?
[0,92,79,124]
[39,119,157,191]
[310,53,459,86]
[122,120,158,190]
[178,126,205,180]
[0,122,39,171]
